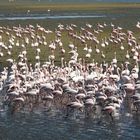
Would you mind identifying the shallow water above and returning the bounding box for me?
[0,106,140,140]
[0,14,106,21]
[0,8,139,30]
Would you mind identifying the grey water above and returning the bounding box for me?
[0,15,106,21]
[0,106,140,140]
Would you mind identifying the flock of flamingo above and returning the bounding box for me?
[0,21,140,121]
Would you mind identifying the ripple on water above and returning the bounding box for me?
[0,15,106,21]
[0,109,139,140]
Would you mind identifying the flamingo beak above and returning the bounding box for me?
[79,108,84,112]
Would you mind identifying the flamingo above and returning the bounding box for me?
[112,52,117,64]
[66,97,84,117]
[101,51,105,58]
[120,43,124,50]
[95,45,100,53]
[125,50,130,59]
[136,21,140,29]
[101,39,105,47]
[1,22,140,120]
[102,104,116,121]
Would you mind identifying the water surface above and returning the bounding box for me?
[0,107,140,140]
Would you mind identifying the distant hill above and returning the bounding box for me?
[2,0,140,3]
[0,0,139,6]
[41,0,140,2]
